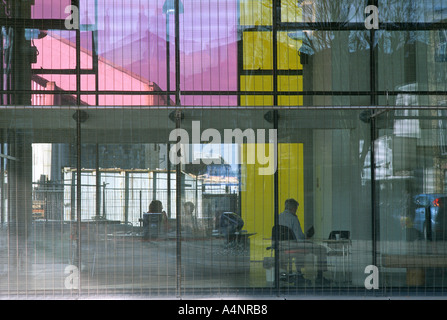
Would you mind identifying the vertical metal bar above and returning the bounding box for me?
[139,190,142,222]
[102,181,106,218]
[124,172,129,224]
[368,0,378,268]
[76,109,82,293]
[71,170,76,221]
[175,109,182,297]
[369,3,377,106]
[94,0,99,106]
[166,13,171,106]
[73,0,82,293]
[175,0,182,297]
[0,143,3,224]
[273,110,280,292]
[6,27,10,106]
[0,29,3,106]
[166,7,172,222]
[174,0,181,106]
[272,0,280,292]
[272,0,278,107]
[167,147,171,219]
[236,0,243,217]
[370,116,377,266]
[153,171,157,203]
[92,31,99,106]
[8,0,33,288]
[96,144,100,218]
[74,0,81,106]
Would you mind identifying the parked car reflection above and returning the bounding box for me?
[413,194,447,241]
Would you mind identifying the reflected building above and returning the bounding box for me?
[3,0,447,298]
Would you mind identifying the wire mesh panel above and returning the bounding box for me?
[2,0,447,299]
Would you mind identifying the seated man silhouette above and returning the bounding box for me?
[277,198,327,284]
[279,199,312,240]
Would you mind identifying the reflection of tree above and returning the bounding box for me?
[378,1,428,55]
[296,0,429,55]
[380,0,422,23]
[296,0,366,54]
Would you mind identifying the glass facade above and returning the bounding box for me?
[1,0,447,298]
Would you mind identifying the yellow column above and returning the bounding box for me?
[241,143,304,262]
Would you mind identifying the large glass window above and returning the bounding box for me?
[1,0,447,299]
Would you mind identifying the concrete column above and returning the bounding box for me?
[7,0,33,275]
[7,130,33,269]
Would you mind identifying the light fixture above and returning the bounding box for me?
[169,110,184,123]
[264,110,281,124]
[72,110,89,123]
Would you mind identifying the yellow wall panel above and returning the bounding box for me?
[278,143,304,225]
[239,0,306,25]
[277,32,303,70]
[278,75,303,92]
[240,0,272,26]
[241,143,304,261]
[243,31,273,70]
[240,75,273,91]
[239,75,304,107]
[242,32,303,71]
[240,75,273,106]
[240,150,274,261]
[278,75,303,106]
[278,95,303,106]
[239,2,306,263]
[280,0,303,23]
[240,95,274,106]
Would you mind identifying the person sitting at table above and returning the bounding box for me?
[279,198,313,240]
[278,198,328,284]
[148,200,168,232]
[182,201,199,236]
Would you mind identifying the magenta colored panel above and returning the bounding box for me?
[31,0,239,106]
[32,0,72,19]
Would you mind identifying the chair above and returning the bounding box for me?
[268,225,305,284]
[272,225,296,242]
[266,225,329,285]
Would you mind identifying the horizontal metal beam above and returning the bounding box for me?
[242,22,447,31]
[0,153,17,161]
[0,19,445,32]
[2,105,447,111]
[0,89,446,96]
[31,69,96,75]
[0,18,67,30]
